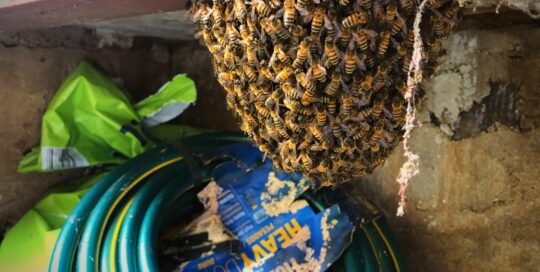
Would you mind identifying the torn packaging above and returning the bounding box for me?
[179,144,354,271]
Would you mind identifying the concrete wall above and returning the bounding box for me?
[360,13,540,271]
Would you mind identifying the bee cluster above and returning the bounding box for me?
[191,0,460,185]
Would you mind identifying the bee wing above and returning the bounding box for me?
[356,54,367,71]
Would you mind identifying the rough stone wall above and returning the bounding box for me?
[358,12,540,271]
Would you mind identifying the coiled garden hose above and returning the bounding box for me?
[49,132,408,272]
[49,132,249,272]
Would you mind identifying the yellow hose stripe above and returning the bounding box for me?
[95,157,183,270]
[373,220,401,272]
[109,197,135,272]
[362,227,382,272]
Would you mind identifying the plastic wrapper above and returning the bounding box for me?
[18,62,196,173]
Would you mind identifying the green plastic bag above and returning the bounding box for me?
[0,173,106,272]
[17,62,197,173]
[135,74,197,128]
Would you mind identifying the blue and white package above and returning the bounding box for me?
[180,143,354,272]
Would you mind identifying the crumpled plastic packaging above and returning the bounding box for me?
[18,62,196,173]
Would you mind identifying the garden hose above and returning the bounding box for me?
[49,132,408,272]
[49,132,250,272]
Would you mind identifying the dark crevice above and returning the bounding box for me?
[451,81,521,140]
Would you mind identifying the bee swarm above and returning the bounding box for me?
[191,0,460,185]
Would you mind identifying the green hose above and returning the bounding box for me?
[49,132,408,272]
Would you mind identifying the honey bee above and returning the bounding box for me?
[327,98,337,114]
[207,43,223,55]
[254,0,272,17]
[212,0,223,25]
[267,0,282,9]
[377,31,391,56]
[385,3,397,22]
[271,20,291,40]
[296,72,316,93]
[311,7,325,37]
[271,112,288,137]
[274,44,292,64]
[370,121,383,144]
[400,0,413,13]
[283,96,300,111]
[217,71,235,86]
[442,4,460,19]
[310,59,327,82]
[296,0,309,11]
[391,19,404,36]
[316,107,327,126]
[405,30,414,47]
[355,107,372,120]
[242,63,257,82]
[402,55,411,74]
[298,105,314,116]
[355,30,369,51]
[316,159,331,176]
[234,0,247,20]
[309,124,326,142]
[433,18,447,38]
[285,114,302,133]
[362,0,372,10]
[371,155,386,170]
[373,65,389,89]
[265,118,281,139]
[371,98,384,117]
[352,122,370,140]
[339,28,353,48]
[342,11,368,28]
[276,67,293,82]
[360,73,374,90]
[265,91,281,109]
[324,73,341,96]
[282,81,302,99]
[293,37,311,69]
[323,39,340,67]
[396,80,408,97]
[260,18,278,41]
[300,151,313,170]
[324,9,338,39]
[283,0,296,28]
[331,119,342,139]
[225,92,237,109]
[226,23,240,44]
[212,26,226,46]
[224,45,235,68]
[344,48,357,75]
[292,25,306,42]
[301,86,317,105]
[246,44,258,67]
[238,24,251,43]
[299,135,312,150]
[258,61,275,81]
[341,94,354,116]
[391,96,405,120]
[365,54,375,69]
